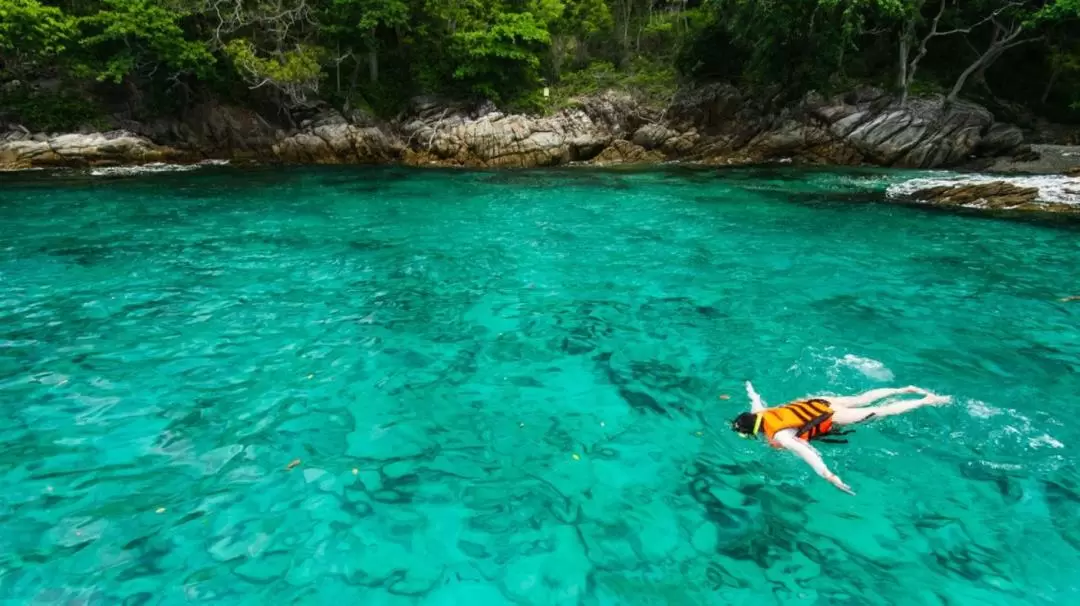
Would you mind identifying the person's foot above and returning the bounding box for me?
[925,394,952,406]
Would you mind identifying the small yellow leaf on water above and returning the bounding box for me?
[352,468,359,475]
[695,431,704,437]
[719,394,730,400]
[286,459,301,471]
[155,507,166,514]
[572,454,581,461]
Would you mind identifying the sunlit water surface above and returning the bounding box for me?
[1,166,1079,605]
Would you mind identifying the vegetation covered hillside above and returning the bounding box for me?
[3,0,1080,131]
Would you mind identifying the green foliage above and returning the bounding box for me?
[547,57,678,111]
[4,0,1080,127]
[700,0,881,94]
[331,0,411,39]
[0,0,76,58]
[450,12,552,100]
[224,39,326,102]
[77,0,214,82]
[0,87,106,131]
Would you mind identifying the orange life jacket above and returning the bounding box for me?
[757,399,835,446]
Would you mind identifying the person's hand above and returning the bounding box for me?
[902,385,928,395]
[824,472,855,495]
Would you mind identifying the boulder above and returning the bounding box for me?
[400,106,606,168]
[589,140,665,165]
[632,123,679,150]
[274,111,403,164]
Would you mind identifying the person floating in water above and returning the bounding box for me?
[730,381,951,495]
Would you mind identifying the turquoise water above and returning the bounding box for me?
[1,166,1079,605]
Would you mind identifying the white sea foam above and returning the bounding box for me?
[967,400,1003,419]
[1029,434,1065,449]
[835,354,894,381]
[90,159,229,177]
[886,173,1080,207]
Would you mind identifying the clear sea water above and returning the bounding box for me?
[1,166,1079,605]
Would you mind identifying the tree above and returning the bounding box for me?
[701,0,877,94]
[0,0,76,75]
[548,0,611,78]
[943,1,1040,104]
[1032,0,1080,105]
[450,11,552,100]
[77,0,214,84]
[202,0,326,105]
[330,0,410,85]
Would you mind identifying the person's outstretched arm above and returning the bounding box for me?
[746,380,767,413]
[773,430,855,495]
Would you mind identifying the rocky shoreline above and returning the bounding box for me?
[5,84,1080,215]
[2,84,1060,171]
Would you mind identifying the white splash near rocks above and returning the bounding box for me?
[887,173,1080,209]
[89,159,229,177]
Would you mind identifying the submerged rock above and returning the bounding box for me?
[888,174,1080,214]
[910,182,1040,209]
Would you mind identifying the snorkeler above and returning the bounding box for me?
[730,381,951,495]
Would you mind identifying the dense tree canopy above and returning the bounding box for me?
[2,0,1080,129]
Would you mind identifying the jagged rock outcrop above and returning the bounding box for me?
[273,111,402,164]
[0,129,186,169]
[398,94,633,168]
[663,84,1024,167]
[0,85,1034,171]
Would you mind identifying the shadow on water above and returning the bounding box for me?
[5,163,1080,231]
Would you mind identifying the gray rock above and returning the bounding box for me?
[589,139,665,165]
[0,84,1039,171]
[632,123,678,150]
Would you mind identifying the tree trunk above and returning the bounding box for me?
[947,25,1027,104]
[368,32,379,84]
[947,55,986,104]
[1042,65,1061,105]
[898,34,909,106]
[347,55,362,97]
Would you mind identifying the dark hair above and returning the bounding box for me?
[731,412,759,435]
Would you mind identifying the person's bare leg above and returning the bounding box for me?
[832,394,951,425]
[823,386,927,408]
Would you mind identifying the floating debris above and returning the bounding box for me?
[352,468,359,475]
[572,454,581,461]
[286,459,301,471]
[718,394,730,400]
[155,507,166,514]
